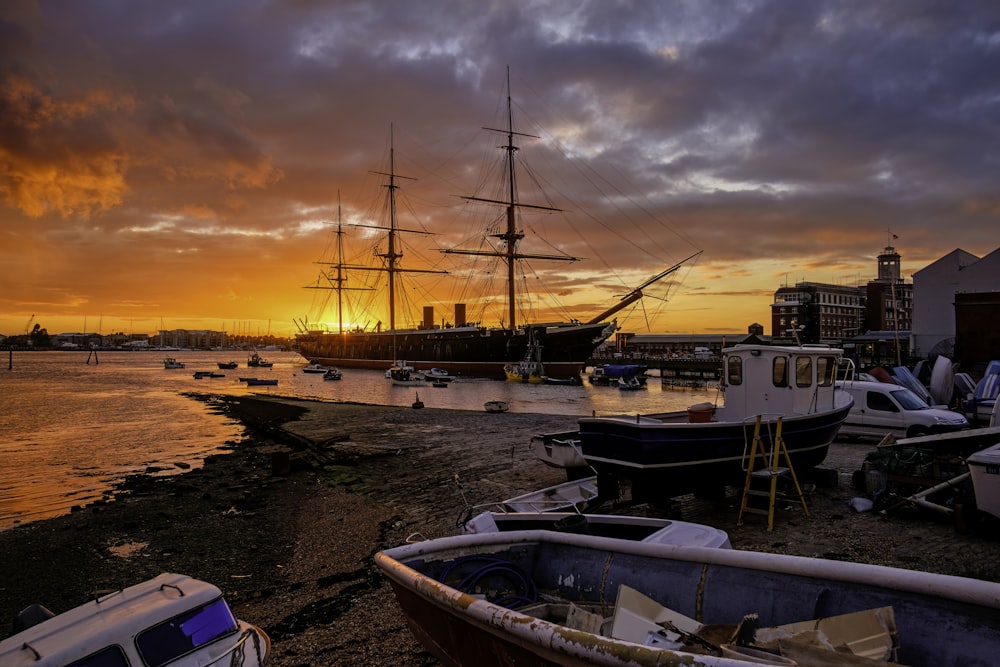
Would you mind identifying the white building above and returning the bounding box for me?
[911,247,1000,358]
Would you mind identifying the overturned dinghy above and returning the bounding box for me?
[0,572,270,667]
[376,530,1000,666]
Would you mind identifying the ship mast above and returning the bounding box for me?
[375,130,408,330]
[362,125,446,332]
[307,128,445,336]
[305,191,374,337]
[444,67,578,331]
[333,193,346,334]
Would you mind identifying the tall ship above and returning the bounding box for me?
[295,72,699,378]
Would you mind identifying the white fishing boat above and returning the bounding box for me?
[375,530,1000,666]
[569,343,853,502]
[484,400,509,413]
[0,572,269,667]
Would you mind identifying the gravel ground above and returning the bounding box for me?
[2,393,999,666]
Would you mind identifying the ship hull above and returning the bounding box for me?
[296,322,614,378]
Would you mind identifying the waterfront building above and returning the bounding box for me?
[771,282,865,344]
[770,244,913,345]
[156,329,228,349]
[911,247,1000,362]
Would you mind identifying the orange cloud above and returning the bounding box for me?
[1,151,128,218]
[0,75,134,219]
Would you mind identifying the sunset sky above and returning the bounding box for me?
[2,1,998,340]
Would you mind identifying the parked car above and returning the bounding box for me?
[835,380,970,439]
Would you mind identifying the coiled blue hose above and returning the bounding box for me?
[442,555,538,609]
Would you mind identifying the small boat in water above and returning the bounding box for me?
[484,400,509,413]
[540,375,582,386]
[193,371,225,379]
[246,350,272,368]
[217,361,239,370]
[301,361,330,373]
[616,375,646,391]
[389,366,424,386]
[245,378,278,386]
[422,368,454,382]
[0,572,270,667]
[323,368,343,381]
[375,530,1000,666]
[163,357,185,369]
[589,364,645,385]
[504,334,544,383]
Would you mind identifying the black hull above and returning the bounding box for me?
[295,322,613,378]
[579,403,851,500]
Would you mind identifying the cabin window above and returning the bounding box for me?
[772,357,788,387]
[727,355,743,385]
[67,646,129,667]
[817,356,837,386]
[795,356,812,387]
[136,598,239,667]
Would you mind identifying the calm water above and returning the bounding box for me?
[0,350,716,529]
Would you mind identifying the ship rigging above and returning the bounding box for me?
[295,70,701,377]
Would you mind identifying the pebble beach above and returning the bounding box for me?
[2,393,999,666]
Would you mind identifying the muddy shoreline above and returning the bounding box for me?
[2,393,999,665]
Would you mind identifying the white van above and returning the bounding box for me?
[836,380,970,439]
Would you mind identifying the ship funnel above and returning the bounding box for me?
[455,304,467,327]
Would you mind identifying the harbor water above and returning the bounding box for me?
[0,350,716,530]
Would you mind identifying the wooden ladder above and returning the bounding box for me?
[737,416,810,531]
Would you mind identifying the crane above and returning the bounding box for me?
[25,314,35,335]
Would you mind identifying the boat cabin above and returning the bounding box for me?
[0,573,269,667]
[716,344,844,421]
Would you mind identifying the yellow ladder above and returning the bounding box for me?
[737,416,810,531]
